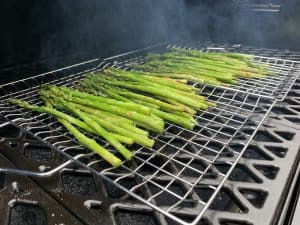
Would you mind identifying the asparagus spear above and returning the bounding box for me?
[9,98,133,145]
[58,94,165,133]
[110,89,187,113]
[41,88,164,133]
[100,69,198,95]
[60,100,133,160]
[79,83,196,129]
[80,81,132,102]
[89,77,207,110]
[135,64,228,85]
[104,68,196,92]
[142,59,238,83]
[9,99,123,167]
[97,111,134,125]
[48,85,152,115]
[160,97,197,115]
[139,49,272,85]
[132,70,222,86]
[89,114,154,147]
[80,82,198,129]
[63,101,154,147]
[151,109,196,130]
[176,49,270,73]
[109,134,134,145]
[59,119,122,167]
[73,103,149,136]
[130,99,160,109]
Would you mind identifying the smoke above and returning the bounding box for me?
[39,0,206,65]
[40,0,191,60]
[39,0,292,65]
[2,0,299,75]
[40,0,286,65]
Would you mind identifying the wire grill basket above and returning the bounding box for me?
[0,42,299,225]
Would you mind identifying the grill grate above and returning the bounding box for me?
[0,42,299,225]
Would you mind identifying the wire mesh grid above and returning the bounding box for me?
[0,42,298,225]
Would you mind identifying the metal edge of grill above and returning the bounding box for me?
[0,42,299,225]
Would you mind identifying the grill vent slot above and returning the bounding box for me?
[220,220,253,225]
[61,171,97,196]
[9,204,47,225]
[274,131,295,141]
[254,165,279,180]
[114,209,158,225]
[0,172,5,190]
[23,144,53,163]
[264,146,288,158]
[242,145,273,160]
[103,176,139,199]
[253,130,281,142]
[229,165,262,183]
[210,188,247,213]
[239,188,268,208]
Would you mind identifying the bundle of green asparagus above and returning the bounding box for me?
[9,69,214,167]
[9,49,270,168]
[134,48,272,86]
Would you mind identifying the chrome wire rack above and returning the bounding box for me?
[0,42,299,225]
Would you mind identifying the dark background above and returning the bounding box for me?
[0,0,300,84]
